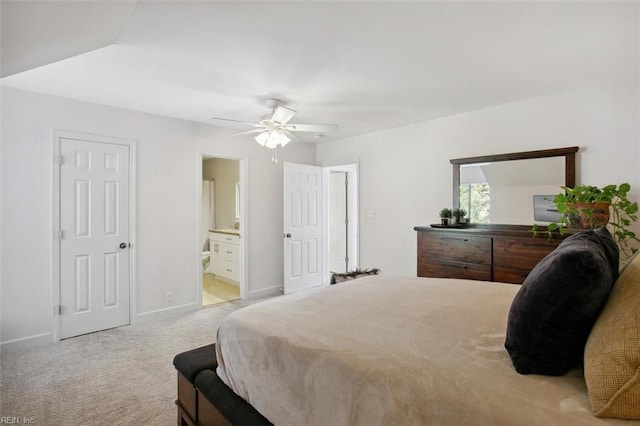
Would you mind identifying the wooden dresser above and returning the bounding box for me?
[414,225,572,284]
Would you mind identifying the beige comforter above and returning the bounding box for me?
[215,275,630,425]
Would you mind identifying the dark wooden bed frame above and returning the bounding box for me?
[176,371,230,426]
[176,366,271,426]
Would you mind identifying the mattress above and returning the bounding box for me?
[215,275,628,425]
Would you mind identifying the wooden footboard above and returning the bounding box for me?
[176,369,271,426]
[176,372,197,426]
[197,390,232,426]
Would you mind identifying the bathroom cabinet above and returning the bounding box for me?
[209,231,241,284]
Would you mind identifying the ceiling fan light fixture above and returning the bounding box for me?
[273,131,291,147]
[255,131,269,146]
[256,130,291,149]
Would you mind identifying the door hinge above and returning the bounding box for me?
[58,155,64,166]
[58,305,64,315]
[57,230,65,240]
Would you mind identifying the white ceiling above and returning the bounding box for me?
[1,1,636,143]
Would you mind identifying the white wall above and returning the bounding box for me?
[0,87,315,347]
[317,83,640,276]
[203,158,240,230]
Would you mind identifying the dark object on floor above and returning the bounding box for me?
[173,343,271,426]
[330,268,381,284]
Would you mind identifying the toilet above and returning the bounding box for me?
[202,251,210,272]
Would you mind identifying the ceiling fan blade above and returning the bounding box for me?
[228,129,264,137]
[211,116,262,127]
[280,129,299,143]
[271,106,296,125]
[285,124,338,133]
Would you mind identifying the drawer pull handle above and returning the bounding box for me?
[226,251,232,254]
[226,269,233,272]
[442,237,469,242]
[444,263,468,269]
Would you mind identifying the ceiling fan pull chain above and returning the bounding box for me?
[272,146,278,163]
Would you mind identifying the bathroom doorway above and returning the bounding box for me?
[201,156,244,306]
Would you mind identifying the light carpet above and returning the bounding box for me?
[0,298,265,425]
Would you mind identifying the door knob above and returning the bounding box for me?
[119,242,127,249]
[284,233,291,238]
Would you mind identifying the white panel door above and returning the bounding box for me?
[284,162,322,294]
[59,137,130,339]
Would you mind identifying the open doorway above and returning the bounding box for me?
[324,164,359,281]
[201,156,243,305]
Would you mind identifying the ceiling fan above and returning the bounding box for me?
[211,99,337,149]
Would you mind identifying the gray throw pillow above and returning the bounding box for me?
[504,228,618,376]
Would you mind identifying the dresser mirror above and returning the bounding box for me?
[451,147,578,225]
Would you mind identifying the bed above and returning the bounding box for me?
[212,275,630,425]
[175,228,640,425]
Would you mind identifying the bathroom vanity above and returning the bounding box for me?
[209,230,241,284]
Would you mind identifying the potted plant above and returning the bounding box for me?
[439,208,453,226]
[453,208,468,224]
[533,183,640,259]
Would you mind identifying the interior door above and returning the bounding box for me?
[283,162,322,294]
[59,137,130,339]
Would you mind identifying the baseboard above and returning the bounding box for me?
[214,275,240,288]
[0,332,53,352]
[248,285,282,299]
[135,302,200,324]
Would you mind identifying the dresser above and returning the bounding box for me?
[414,225,571,284]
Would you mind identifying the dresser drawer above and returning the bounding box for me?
[493,266,531,284]
[419,259,491,281]
[493,237,558,270]
[420,233,491,265]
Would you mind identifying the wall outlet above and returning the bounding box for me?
[165,290,174,303]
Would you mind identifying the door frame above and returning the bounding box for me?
[51,130,137,342]
[322,163,359,284]
[198,153,248,302]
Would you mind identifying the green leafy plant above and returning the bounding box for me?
[439,208,453,219]
[454,208,467,218]
[533,183,640,259]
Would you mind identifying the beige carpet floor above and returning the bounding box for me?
[0,298,266,425]
[203,274,240,306]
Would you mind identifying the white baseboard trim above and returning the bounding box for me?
[1,332,53,352]
[248,285,282,299]
[214,275,240,288]
[135,302,200,324]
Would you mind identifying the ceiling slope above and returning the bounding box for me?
[1,0,137,77]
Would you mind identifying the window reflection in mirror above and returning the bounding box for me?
[459,157,564,225]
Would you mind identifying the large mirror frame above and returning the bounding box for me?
[450,146,579,220]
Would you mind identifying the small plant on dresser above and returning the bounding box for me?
[439,208,453,225]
